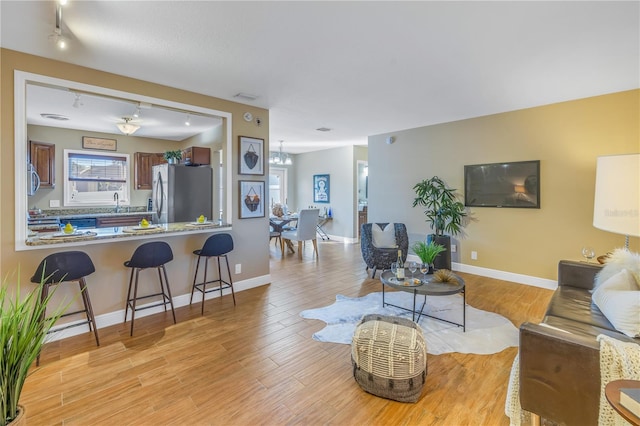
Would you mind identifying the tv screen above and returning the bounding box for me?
[464,160,540,208]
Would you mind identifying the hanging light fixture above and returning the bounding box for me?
[48,1,68,50]
[185,114,191,126]
[269,141,293,165]
[72,93,83,108]
[117,117,140,135]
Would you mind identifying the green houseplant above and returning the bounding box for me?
[412,176,467,270]
[1,270,65,426]
[411,241,446,272]
[163,150,182,164]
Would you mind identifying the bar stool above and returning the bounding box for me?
[190,233,236,315]
[123,241,176,336]
[31,251,100,365]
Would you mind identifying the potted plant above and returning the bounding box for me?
[411,241,446,273]
[1,270,65,426]
[163,150,182,164]
[412,176,467,270]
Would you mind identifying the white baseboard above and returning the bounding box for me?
[46,274,272,342]
[405,254,557,290]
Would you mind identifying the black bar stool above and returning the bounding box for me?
[123,241,176,336]
[31,251,100,365]
[190,233,236,315]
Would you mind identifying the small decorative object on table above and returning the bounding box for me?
[432,269,458,284]
[411,241,446,274]
[272,203,284,218]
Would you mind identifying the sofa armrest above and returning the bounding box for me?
[519,321,601,425]
[558,260,602,291]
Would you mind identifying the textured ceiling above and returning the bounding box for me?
[2,1,638,153]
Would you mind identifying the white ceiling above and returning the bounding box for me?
[1,1,638,154]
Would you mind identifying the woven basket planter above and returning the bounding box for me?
[351,314,427,403]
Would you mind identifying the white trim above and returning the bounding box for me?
[46,274,271,342]
[14,70,233,251]
[406,254,557,290]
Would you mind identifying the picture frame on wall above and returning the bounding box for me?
[238,136,264,175]
[313,174,330,203]
[239,180,265,219]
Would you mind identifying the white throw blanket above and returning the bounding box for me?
[598,335,640,425]
[505,335,640,426]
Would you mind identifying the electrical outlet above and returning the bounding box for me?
[49,199,60,208]
[235,264,241,274]
[451,244,457,253]
[471,251,478,260]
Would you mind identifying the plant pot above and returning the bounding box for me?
[167,158,177,164]
[8,405,26,426]
[427,234,451,270]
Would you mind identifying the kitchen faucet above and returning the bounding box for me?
[114,192,120,213]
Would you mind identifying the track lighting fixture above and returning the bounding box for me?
[48,2,68,50]
[72,93,83,108]
[185,114,191,126]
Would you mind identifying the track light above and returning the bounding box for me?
[72,93,83,108]
[48,2,68,50]
[185,115,191,126]
[133,105,141,118]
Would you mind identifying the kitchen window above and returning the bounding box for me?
[63,149,130,206]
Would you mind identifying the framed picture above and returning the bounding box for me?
[239,136,264,175]
[239,180,265,219]
[313,174,330,203]
[82,136,117,151]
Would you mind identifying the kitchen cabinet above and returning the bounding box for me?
[96,214,152,228]
[134,152,165,190]
[182,146,211,165]
[358,206,368,237]
[29,140,55,188]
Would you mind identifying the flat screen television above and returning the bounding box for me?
[464,160,540,208]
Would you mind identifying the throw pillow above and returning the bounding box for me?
[595,248,640,288]
[372,223,397,248]
[592,269,640,338]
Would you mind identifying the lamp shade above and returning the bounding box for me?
[593,153,640,237]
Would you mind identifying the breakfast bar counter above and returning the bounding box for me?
[26,221,232,248]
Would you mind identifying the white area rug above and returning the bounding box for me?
[300,292,518,355]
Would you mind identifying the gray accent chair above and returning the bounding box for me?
[360,223,409,278]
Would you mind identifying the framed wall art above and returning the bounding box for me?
[239,180,265,219]
[313,174,330,203]
[239,136,264,175]
[82,136,117,151]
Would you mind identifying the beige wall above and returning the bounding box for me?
[1,49,270,317]
[369,90,639,280]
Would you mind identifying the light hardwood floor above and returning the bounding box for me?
[21,239,553,425]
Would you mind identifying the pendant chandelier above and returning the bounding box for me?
[117,117,140,135]
[269,140,292,165]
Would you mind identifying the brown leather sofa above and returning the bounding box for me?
[519,260,639,425]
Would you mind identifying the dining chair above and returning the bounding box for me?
[281,209,319,259]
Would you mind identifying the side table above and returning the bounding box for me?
[605,379,640,426]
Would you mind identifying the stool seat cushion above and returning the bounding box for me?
[351,314,427,403]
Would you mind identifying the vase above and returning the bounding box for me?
[8,405,26,426]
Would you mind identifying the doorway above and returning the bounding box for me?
[269,167,288,209]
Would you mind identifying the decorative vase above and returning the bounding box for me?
[8,405,26,426]
[167,158,176,164]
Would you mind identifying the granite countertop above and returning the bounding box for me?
[26,221,232,246]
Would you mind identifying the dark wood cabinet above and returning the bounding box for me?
[358,206,368,237]
[182,146,211,165]
[29,140,55,188]
[96,214,152,228]
[134,152,165,190]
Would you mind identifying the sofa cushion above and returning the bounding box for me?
[592,269,640,338]
[545,285,616,332]
[595,248,640,289]
[372,223,397,248]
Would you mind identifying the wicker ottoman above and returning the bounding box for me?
[351,314,427,403]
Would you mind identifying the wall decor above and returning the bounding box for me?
[464,160,540,208]
[239,136,264,175]
[82,136,117,151]
[239,180,265,218]
[313,174,330,203]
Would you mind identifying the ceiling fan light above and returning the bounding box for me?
[117,117,140,135]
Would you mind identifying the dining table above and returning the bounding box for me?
[270,215,298,253]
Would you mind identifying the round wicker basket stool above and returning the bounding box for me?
[351,314,427,403]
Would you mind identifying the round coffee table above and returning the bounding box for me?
[605,379,640,425]
[379,270,466,331]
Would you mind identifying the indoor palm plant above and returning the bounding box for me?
[411,241,446,273]
[412,176,467,270]
[1,270,65,426]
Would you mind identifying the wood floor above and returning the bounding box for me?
[21,240,553,425]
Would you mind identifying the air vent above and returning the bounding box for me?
[316,127,331,132]
[40,113,69,121]
[234,93,259,102]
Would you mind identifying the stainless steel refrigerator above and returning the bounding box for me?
[152,164,212,223]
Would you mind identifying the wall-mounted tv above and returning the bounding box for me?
[464,160,540,208]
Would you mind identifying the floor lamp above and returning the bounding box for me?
[593,153,640,249]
